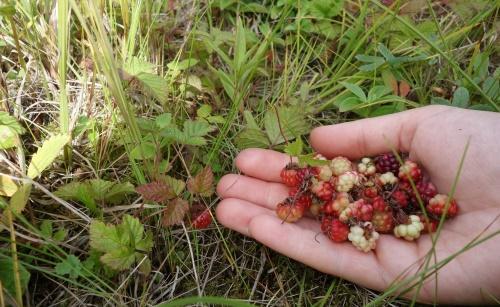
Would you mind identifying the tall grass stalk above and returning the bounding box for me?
[57,0,72,165]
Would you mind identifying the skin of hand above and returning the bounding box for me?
[215,105,500,305]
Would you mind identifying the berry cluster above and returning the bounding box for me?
[276,153,459,252]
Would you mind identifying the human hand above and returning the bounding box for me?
[216,105,500,304]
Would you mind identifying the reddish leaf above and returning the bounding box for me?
[136,181,172,203]
[398,80,411,97]
[162,198,189,227]
[187,166,214,197]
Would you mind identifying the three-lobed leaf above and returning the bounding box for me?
[162,198,189,227]
[187,166,214,197]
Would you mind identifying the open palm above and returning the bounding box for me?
[216,106,500,305]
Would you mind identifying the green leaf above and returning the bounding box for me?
[155,113,172,129]
[182,120,215,146]
[284,138,303,157]
[0,112,24,135]
[0,258,30,296]
[430,97,451,105]
[0,126,18,149]
[0,174,18,197]
[89,215,153,271]
[340,82,366,102]
[452,87,470,108]
[196,104,212,119]
[264,106,311,146]
[53,229,67,242]
[167,58,199,71]
[335,96,362,112]
[367,86,392,101]
[483,77,499,99]
[235,128,270,149]
[355,54,384,63]
[216,70,235,100]
[0,5,16,17]
[130,142,156,160]
[124,56,156,75]
[89,179,115,201]
[243,110,260,130]
[106,182,135,204]
[234,17,247,71]
[378,44,395,62]
[9,184,32,215]
[27,134,70,179]
[135,72,168,103]
[55,255,82,279]
[40,220,53,238]
[297,153,329,167]
[163,176,185,198]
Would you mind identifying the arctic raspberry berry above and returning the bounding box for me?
[334,171,360,192]
[394,215,424,241]
[427,194,459,218]
[330,156,352,176]
[339,199,373,222]
[378,171,398,186]
[363,186,379,199]
[375,153,400,174]
[329,192,350,216]
[416,178,438,203]
[276,200,304,222]
[348,223,379,252]
[310,178,334,201]
[280,164,301,187]
[372,211,393,233]
[321,216,349,242]
[313,165,333,181]
[293,192,313,210]
[357,157,376,176]
[372,196,389,212]
[398,160,422,182]
[191,208,212,229]
[391,190,409,208]
[418,214,439,233]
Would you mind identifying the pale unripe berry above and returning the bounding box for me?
[379,172,398,185]
[330,157,352,176]
[394,215,424,241]
[348,223,379,252]
[334,171,360,192]
[357,157,376,176]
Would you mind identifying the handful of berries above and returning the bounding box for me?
[277,153,459,253]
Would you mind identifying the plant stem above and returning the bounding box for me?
[5,209,23,307]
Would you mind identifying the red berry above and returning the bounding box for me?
[321,216,349,242]
[295,193,313,210]
[372,196,389,212]
[427,194,459,218]
[398,160,422,182]
[191,208,212,229]
[391,190,409,208]
[418,214,439,233]
[375,153,400,174]
[372,211,393,233]
[363,186,379,199]
[330,192,350,216]
[310,178,334,201]
[416,178,438,203]
[276,200,305,222]
[280,164,301,187]
[340,199,373,222]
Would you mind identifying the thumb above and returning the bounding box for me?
[309,106,447,159]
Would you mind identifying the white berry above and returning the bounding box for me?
[330,157,353,176]
[348,223,379,252]
[334,171,360,192]
[357,157,376,176]
[394,215,424,241]
[379,172,398,185]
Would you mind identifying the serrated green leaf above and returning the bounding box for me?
[196,104,212,119]
[123,56,156,75]
[235,128,270,149]
[243,110,260,130]
[0,258,30,296]
[130,142,156,160]
[40,220,53,238]
[264,106,310,146]
[0,112,24,135]
[367,86,392,101]
[155,113,172,129]
[378,44,395,62]
[163,176,185,197]
[284,138,303,157]
[89,179,115,201]
[27,134,70,179]
[298,153,329,167]
[135,72,168,103]
[216,70,235,100]
[430,97,451,105]
[106,182,135,204]
[89,215,152,271]
[53,228,67,242]
[55,255,82,279]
